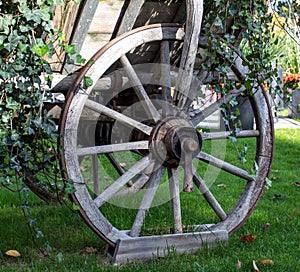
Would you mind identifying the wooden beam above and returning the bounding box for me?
[107,229,228,265]
[63,0,100,74]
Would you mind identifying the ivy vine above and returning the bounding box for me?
[198,0,291,168]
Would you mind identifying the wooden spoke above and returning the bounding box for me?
[115,161,156,196]
[193,169,227,221]
[84,99,152,135]
[92,154,99,196]
[77,141,149,156]
[197,152,254,181]
[202,130,260,141]
[130,165,166,237]
[94,155,153,208]
[105,153,126,177]
[168,168,183,233]
[115,173,150,197]
[120,55,161,122]
[160,41,173,117]
[191,89,243,127]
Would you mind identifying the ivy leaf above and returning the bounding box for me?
[63,44,76,55]
[32,44,50,57]
[23,9,44,24]
[214,16,223,28]
[228,3,238,16]
[65,181,76,194]
[1,112,10,123]
[76,54,86,64]
[56,252,63,263]
[84,76,93,88]
[5,97,19,110]
[72,202,80,211]
[244,80,252,90]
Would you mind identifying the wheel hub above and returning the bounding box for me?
[150,117,202,167]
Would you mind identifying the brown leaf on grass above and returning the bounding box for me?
[240,234,257,243]
[80,246,98,255]
[253,260,260,272]
[80,166,87,172]
[5,250,21,257]
[236,260,242,269]
[271,194,283,200]
[38,250,49,258]
[257,259,274,266]
[293,182,300,187]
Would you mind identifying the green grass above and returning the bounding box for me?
[0,129,299,271]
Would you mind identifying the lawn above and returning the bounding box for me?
[0,128,299,271]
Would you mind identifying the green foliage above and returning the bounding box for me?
[269,0,300,74]
[198,0,279,142]
[0,1,63,199]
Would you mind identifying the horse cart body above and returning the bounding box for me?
[44,0,274,264]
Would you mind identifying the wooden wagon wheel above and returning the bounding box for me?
[59,23,274,262]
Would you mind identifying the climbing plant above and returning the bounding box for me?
[197,0,282,167]
[0,0,69,201]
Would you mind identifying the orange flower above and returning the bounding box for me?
[283,73,300,83]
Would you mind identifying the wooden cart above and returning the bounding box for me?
[46,0,274,264]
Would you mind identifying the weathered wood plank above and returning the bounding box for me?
[202,130,260,140]
[114,0,144,36]
[107,229,228,264]
[76,141,149,156]
[175,0,203,109]
[63,0,100,73]
[52,2,81,72]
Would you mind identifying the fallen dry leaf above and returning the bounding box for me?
[236,260,242,269]
[271,194,283,200]
[293,182,300,187]
[119,162,126,168]
[80,246,98,255]
[217,183,227,190]
[80,166,87,172]
[271,176,279,181]
[240,234,257,243]
[5,250,21,257]
[253,260,260,272]
[257,259,274,266]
